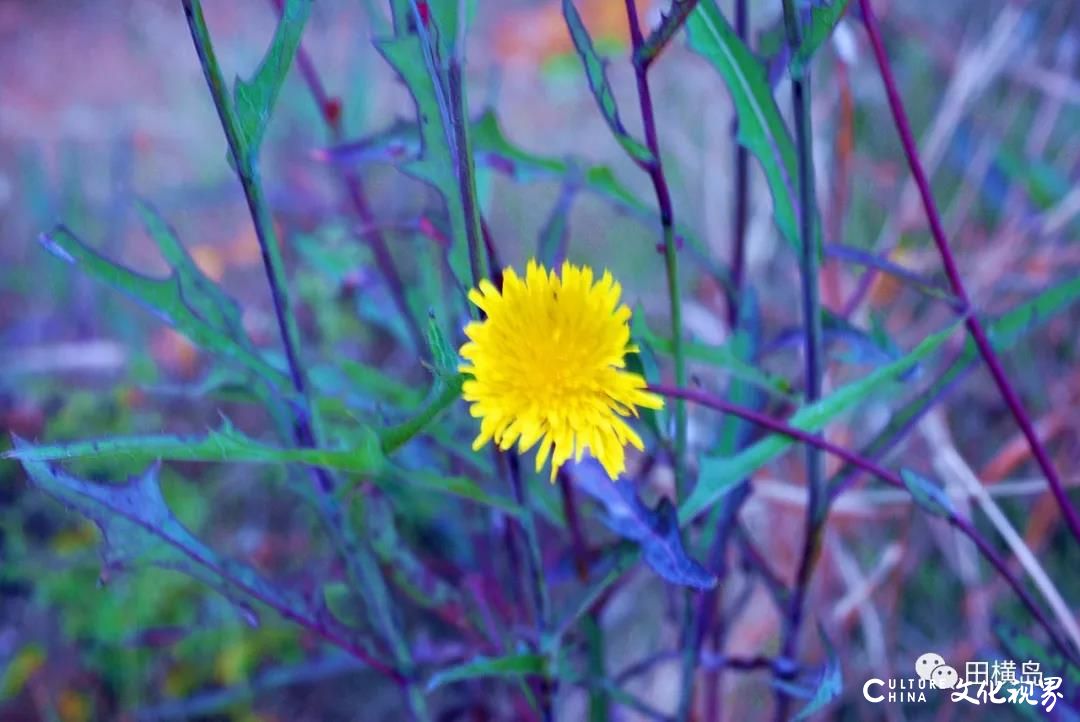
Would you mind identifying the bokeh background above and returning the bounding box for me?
[2,0,1079,720]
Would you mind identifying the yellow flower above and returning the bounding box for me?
[459,259,663,481]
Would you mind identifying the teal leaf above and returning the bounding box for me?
[427,653,547,692]
[687,0,813,255]
[572,461,716,589]
[680,321,960,523]
[900,468,954,519]
[562,0,654,165]
[4,420,384,474]
[232,0,312,157]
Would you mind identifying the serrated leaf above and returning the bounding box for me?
[680,321,960,523]
[376,3,484,289]
[39,225,289,396]
[572,460,716,589]
[5,421,384,474]
[15,448,306,620]
[232,0,312,157]
[426,653,547,692]
[562,0,654,165]
[900,468,954,519]
[687,0,813,255]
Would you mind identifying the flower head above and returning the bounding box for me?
[459,259,663,481]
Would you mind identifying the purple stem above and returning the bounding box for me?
[650,383,1077,664]
[776,1,825,717]
[859,0,1080,546]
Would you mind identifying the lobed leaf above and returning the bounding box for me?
[686,0,813,255]
[232,0,312,157]
[39,225,290,398]
[572,460,716,589]
[15,447,308,622]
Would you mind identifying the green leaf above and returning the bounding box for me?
[39,225,289,396]
[562,0,654,165]
[0,645,45,702]
[322,581,368,630]
[900,468,954,519]
[232,0,312,157]
[796,0,852,69]
[426,311,459,377]
[377,3,485,289]
[4,420,384,474]
[426,653,547,692]
[687,0,812,255]
[633,307,793,398]
[680,321,960,523]
[381,467,523,517]
[829,274,1080,490]
[985,273,1080,351]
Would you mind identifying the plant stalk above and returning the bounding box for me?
[859,0,1080,546]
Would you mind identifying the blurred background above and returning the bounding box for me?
[1,0,1079,719]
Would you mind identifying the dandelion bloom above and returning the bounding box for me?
[459,260,663,481]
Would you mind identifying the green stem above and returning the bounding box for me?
[380,374,464,456]
[181,3,427,718]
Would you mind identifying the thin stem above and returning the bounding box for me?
[777,0,825,717]
[859,0,1080,546]
[650,382,1078,665]
[652,382,1075,664]
[625,0,687,503]
[625,2,693,716]
[379,374,463,455]
[505,454,554,722]
[181,4,427,717]
[182,0,320,474]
